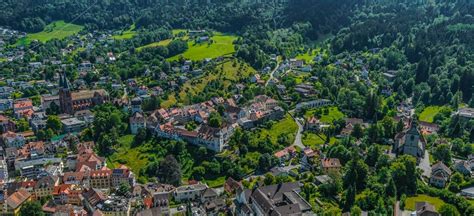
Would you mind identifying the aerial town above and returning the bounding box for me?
[0,0,473,215]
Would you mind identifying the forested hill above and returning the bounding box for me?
[0,0,367,35]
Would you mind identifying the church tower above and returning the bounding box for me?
[59,72,74,114]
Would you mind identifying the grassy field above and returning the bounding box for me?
[203,176,226,188]
[161,59,256,107]
[302,132,336,148]
[295,47,329,63]
[136,39,172,51]
[254,114,298,145]
[419,106,444,123]
[404,194,446,211]
[135,29,185,51]
[15,20,84,46]
[112,24,137,40]
[106,135,152,183]
[305,107,345,123]
[168,33,237,61]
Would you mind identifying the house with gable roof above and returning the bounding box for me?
[429,161,452,188]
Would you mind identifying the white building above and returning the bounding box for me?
[173,183,208,202]
[130,112,146,135]
[295,99,332,111]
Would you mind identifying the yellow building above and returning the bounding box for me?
[4,189,31,215]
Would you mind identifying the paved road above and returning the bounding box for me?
[287,109,306,149]
[293,117,305,149]
[265,62,281,87]
[419,150,432,178]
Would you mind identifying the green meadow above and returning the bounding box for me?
[15,20,84,46]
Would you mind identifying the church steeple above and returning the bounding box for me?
[59,72,72,90]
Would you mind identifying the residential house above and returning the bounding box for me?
[4,189,31,215]
[61,117,86,133]
[456,107,474,120]
[235,182,312,216]
[224,177,242,194]
[289,59,304,68]
[249,74,261,83]
[419,121,439,135]
[415,202,439,216]
[130,112,146,135]
[15,157,63,179]
[305,116,321,131]
[320,158,341,174]
[173,183,208,202]
[274,146,296,163]
[2,131,26,148]
[301,147,318,171]
[52,184,82,205]
[0,86,14,99]
[454,160,471,176]
[13,99,34,119]
[0,115,15,132]
[111,165,135,187]
[130,97,143,114]
[75,142,106,171]
[201,188,218,203]
[35,175,59,198]
[340,118,365,137]
[461,187,474,199]
[295,99,332,111]
[430,161,452,188]
[0,99,13,111]
[89,169,112,189]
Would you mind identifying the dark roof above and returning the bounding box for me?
[202,188,218,198]
[416,202,439,215]
[431,161,452,176]
[35,175,57,189]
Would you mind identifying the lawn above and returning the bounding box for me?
[255,114,298,145]
[135,29,187,51]
[106,135,152,183]
[404,194,446,211]
[419,106,444,123]
[136,39,172,51]
[161,59,256,107]
[112,24,137,40]
[203,176,226,188]
[295,47,329,63]
[305,107,345,123]
[302,132,336,148]
[168,33,237,61]
[15,20,84,46]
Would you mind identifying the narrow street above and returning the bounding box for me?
[288,109,306,149]
[265,62,281,87]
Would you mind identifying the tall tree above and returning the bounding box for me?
[20,201,44,216]
[158,155,182,186]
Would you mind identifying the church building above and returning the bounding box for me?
[393,120,426,163]
[59,73,109,114]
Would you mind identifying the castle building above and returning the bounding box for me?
[59,73,109,114]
